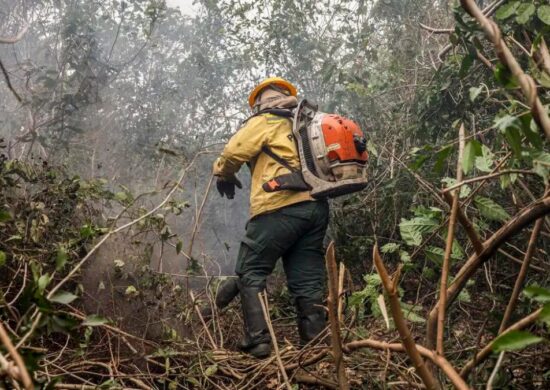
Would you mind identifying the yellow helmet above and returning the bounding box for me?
[248,77,297,108]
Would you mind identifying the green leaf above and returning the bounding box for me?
[495,115,519,132]
[367,140,378,158]
[125,285,138,297]
[538,5,550,25]
[176,240,183,255]
[463,140,482,175]
[532,151,550,183]
[56,249,68,271]
[426,246,445,265]
[205,364,218,377]
[504,126,522,156]
[475,144,494,173]
[114,192,128,202]
[82,314,108,326]
[49,291,78,305]
[469,86,482,102]
[399,217,439,246]
[381,243,400,254]
[515,3,535,24]
[37,274,51,295]
[539,303,550,326]
[401,302,425,323]
[524,285,550,303]
[496,1,519,20]
[492,330,543,352]
[434,145,452,174]
[0,251,6,267]
[80,224,95,239]
[399,250,411,263]
[474,196,510,222]
[0,209,11,222]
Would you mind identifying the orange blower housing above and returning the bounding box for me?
[293,100,369,198]
[321,114,368,164]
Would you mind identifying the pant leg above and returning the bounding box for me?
[235,202,314,288]
[282,201,329,302]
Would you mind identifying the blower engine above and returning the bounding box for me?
[293,100,369,199]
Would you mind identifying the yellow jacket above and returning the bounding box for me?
[213,113,313,217]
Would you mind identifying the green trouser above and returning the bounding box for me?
[235,200,329,301]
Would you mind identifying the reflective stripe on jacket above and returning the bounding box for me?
[213,113,313,217]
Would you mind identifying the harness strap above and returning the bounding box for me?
[261,146,299,173]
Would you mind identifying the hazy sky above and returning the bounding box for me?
[166,0,196,15]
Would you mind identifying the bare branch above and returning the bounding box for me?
[0,24,29,44]
[373,245,440,390]
[437,124,465,356]
[325,242,349,390]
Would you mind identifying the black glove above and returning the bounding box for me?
[216,176,242,199]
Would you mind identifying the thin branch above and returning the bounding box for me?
[325,242,349,390]
[372,245,440,390]
[486,352,505,390]
[0,322,32,389]
[427,195,550,351]
[460,0,550,140]
[419,23,453,34]
[437,124,465,356]
[345,338,469,390]
[0,24,29,44]
[442,170,535,194]
[498,218,544,333]
[0,58,22,102]
[460,307,543,378]
[258,291,292,390]
[190,290,218,349]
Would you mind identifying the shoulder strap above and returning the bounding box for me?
[261,146,299,173]
[240,108,294,126]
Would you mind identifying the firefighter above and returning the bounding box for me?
[212,77,329,358]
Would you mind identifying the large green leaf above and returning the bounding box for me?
[399,217,439,246]
[515,3,535,24]
[538,5,550,25]
[462,140,481,175]
[492,330,543,352]
[524,285,550,303]
[474,196,510,222]
[496,1,519,20]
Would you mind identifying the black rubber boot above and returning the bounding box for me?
[238,283,271,358]
[200,278,240,319]
[296,298,326,346]
[215,278,240,309]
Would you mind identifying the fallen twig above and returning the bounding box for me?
[0,322,32,389]
[258,290,292,390]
